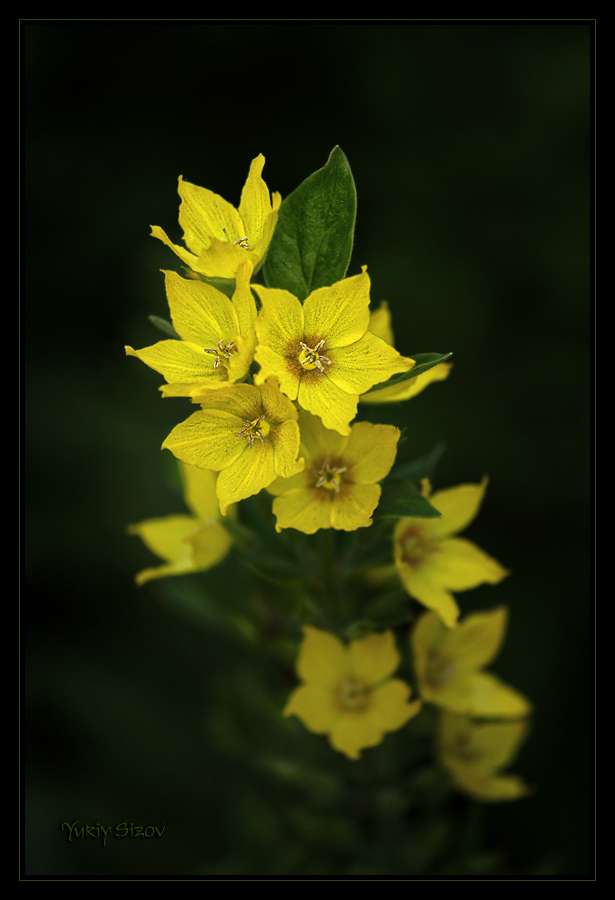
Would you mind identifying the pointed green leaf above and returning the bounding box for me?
[263,146,357,301]
[390,442,446,485]
[148,315,180,339]
[363,352,452,395]
[375,478,443,519]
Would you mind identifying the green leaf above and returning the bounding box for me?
[375,478,443,519]
[263,146,357,301]
[363,352,452,395]
[390,442,446,485]
[193,271,236,300]
[148,315,180,339]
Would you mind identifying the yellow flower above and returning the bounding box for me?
[161,380,304,515]
[361,301,452,404]
[150,155,281,280]
[393,478,509,628]
[253,267,414,435]
[411,607,532,717]
[268,410,399,533]
[125,259,256,398]
[128,463,233,585]
[438,711,531,802]
[284,626,421,760]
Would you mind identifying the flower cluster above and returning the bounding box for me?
[126,153,532,794]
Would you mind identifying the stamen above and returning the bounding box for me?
[203,340,236,369]
[222,227,249,251]
[337,678,369,711]
[298,339,331,373]
[313,458,347,492]
[235,414,268,448]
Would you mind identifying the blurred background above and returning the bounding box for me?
[24,20,592,878]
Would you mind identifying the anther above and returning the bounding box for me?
[298,339,331,373]
[204,340,236,368]
[235,414,267,448]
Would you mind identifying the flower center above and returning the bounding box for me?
[235,414,271,448]
[453,733,481,764]
[337,678,369,711]
[426,650,456,688]
[298,340,331,373]
[203,339,236,369]
[399,527,439,570]
[313,458,346,492]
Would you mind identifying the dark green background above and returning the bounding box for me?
[25,20,592,878]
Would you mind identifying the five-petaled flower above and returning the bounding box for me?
[253,267,414,435]
[411,607,532,718]
[284,626,421,759]
[128,463,233,585]
[268,410,400,533]
[150,154,281,280]
[161,380,304,515]
[125,259,257,397]
[393,478,509,628]
[437,711,531,802]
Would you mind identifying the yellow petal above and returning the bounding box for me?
[439,712,530,771]
[238,154,276,251]
[215,434,278,515]
[186,521,234,570]
[447,765,530,802]
[253,284,304,357]
[429,672,532,718]
[128,514,196,580]
[397,562,460,628]
[177,174,243,256]
[295,626,348,686]
[283,684,342,734]
[231,259,257,334]
[427,536,509,591]
[150,225,199,271]
[361,362,452,404]
[125,341,227,386]
[342,422,400,484]
[272,486,334,533]
[368,679,422,731]
[164,269,239,345]
[180,463,220,522]
[187,383,263,420]
[296,410,349,463]
[426,478,490,539]
[329,483,381,531]
[442,606,508,672]
[162,409,246,471]
[196,236,258,280]
[327,332,414,396]
[349,631,400,685]
[329,711,384,759]
[269,419,304,479]
[303,267,371,349]
[466,718,531,770]
[296,373,357,436]
[368,300,394,345]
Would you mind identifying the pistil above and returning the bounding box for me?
[313,458,347,492]
[204,339,236,369]
[337,678,369,711]
[298,339,331,373]
[235,414,270,448]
